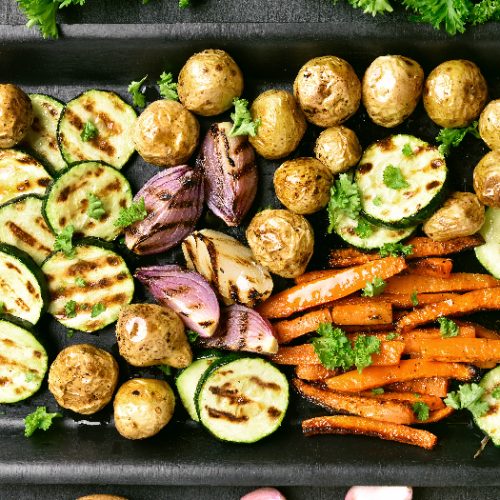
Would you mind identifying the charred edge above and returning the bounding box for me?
[250,376,281,391]
[6,222,51,252]
[201,234,220,289]
[206,406,248,423]
[209,384,251,405]
[267,407,282,419]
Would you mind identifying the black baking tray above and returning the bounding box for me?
[0,22,499,487]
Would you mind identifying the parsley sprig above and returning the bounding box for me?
[80,120,98,142]
[444,383,489,418]
[383,165,409,190]
[128,75,148,108]
[54,225,75,258]
[114,198,147,228]
[379,242,414,257]
[438,317,459,338]
[413,401,430,421]
[436,121,480,156]
[229,98,261,137]
[87,193,106,220]
[24,406,62,437]
[361,277,386,297]
[157,72,178,101]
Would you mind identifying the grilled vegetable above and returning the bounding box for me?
[479,99,500,151]
[43,161,133,241]
[57,90,136,169]
[182,229,273,308]
[241,489,286,500]
[0,244,48,324]
[198,122,257,227]
[135,265,220,338]
[195,356,288,443]
[116,303,192,368]
[23,94,66,172]
[0,149,51,205]
[356,134,447,228]
[0,318,47,403]
[125,165,203,255]
[48,344,119,415]
[475,207,500,278]
[473,151,500,208]
[0,84,33,148]
[475,366,500,446]
[41,243,134,332]
[0,195,55,265]
[199,304,278,355]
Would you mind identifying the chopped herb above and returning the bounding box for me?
[492,387,500,399]
[402,143,414,157]
[91,303,106,318]
[383,165,410,190]
[158,365,172,376]
[385,333,398,341]
[0,302,4,314]
[373,195,383,206]
[438,317,459,338]
[436,121,480,156]
[379,242,414,257]
[80,120,98,142]
[361,277,386,297]
[114,198,147,228]
[186,329,199,343]
[24,406,62,437]
[414,393,422,399]
[75,277,87,288]
[327,172,361,233]
[412,401,430,421]
[25,372,37,383]
[372,388,385,395]
[64,300,77,319]
[128,75,148,108]
[157,72,178,100]
[86,193,106,220]
[411,290,419,306]
[179,0,191,7]
[354,218,373,239]
[445,383,489,419]
[229,98,261,137]
[66,329,76,339]
[54,225,76,258]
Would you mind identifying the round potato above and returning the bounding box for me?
[423,60,488,128]
[314,125,362,175]
[0,84,33,148]
[423,192,485,241]
[246,209,314,278]
[274,157,333,215]
[133,99,199,167]
[248,90,306,160]
[362,55,424,128]
[177,49,243,116]
[479,99,500,151]
[77,496,128,500]
[48,344,118,415]
[473,150,500,208]
[293,56,361,127]
[116,303,192,368]
[113,378,175,440]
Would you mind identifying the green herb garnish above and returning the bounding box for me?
[80,120,98,142]
[373,195,383,206]
[372,388,385,395]
[354,218,374,239]
[438,317,459,338]
[412,401,430,421]
[327,172,363,233]
[402,143,414,157]
[361,277,386,297]
[411,290,419,306]
[64,300,77,318]
[436,121,480,156]
[114,198,147,228]
[492,387,500,399]
[379,242,414,257]
[87,193,106,220]
[158,365,172,376]
[128,75,148,108]
[383,165,410,190]
[91,303,106,318]
[157,72,178,100]
[54,225,75,258]
[386,333,398,341]
[24,406,62,437]
[229,98,261,137]
[444,383,489,418]
[75,277,87,288]
[187,329,199,343]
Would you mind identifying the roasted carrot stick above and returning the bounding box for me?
[257,257,406,319]
[325,359,475,392]
[331,301,393,326]
[475,362,497,369]
[461,322,500,340]
[302,415,438,450]
[295,269,344,285]
[387,377,449,398]
[408,258,453,279]
[275,309,332,344]
[377,292,460,309]
[403,325,476,353]
[359,391,445,411]
[328,248,380,268]
[397,288,500,333]
[422,406,455,423]
[295,364,338,380]
[293,379,416,425]
[342,324,394,332]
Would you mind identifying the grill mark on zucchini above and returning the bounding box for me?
[6,221,51,253]
[206,406,249,423]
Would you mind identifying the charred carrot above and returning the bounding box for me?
[295,269,343,285]
[331,301,392,326]
[328,248,380,268]
[360,390,445,411]
[302,415,438,450]
[378,292,460,309]
[462,322,500,340]
[403,325,476,354]
[408,258,453,279]
[387,377,449,398]
[422,406,455,423]
[295,364,338,380]
[275,309,332,344]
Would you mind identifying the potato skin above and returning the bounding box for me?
[423,60,488,128]
[246,209,314,278]
[113,378,175,440]
[248,90,306,160]
[116,303,192,368]
[479,99,500,151]
[293,56,361,127]
[274,157,333,215]
[48,344,118,415]
[177,49,243,116]
[423,192,485,241]
[314,126,361,175]
[0,84,33,148]
[362,55,424,128]
[473,151,500,208]
[133,100,199,167]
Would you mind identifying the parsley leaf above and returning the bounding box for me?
[436,121,480,156]
[128,75,148,108]
[386,333,398,341]
[75,277,86,288]
[346,0,393,16]
[179,0,191,7]
[470,0,500,25]
[157,72,178,100]
[383,165,409,190]
[186,329,199,343]
[379,242,414,257]
[54,225,75,258]
[327,172,361,233]
[354,218,373,239]
[402,143,414,157]
[25,372,37,383]
[91,303,106,318]
[87,193,106,220]
[372,388,385,395]
[64,300,77,318]
[438,317,459,338]
[413,401,430,421]
[114,198,147,228]
[229,98,261,137]
[24,406,62,437]
[445,383,489,418]
[158,365,172,376]
[492,387,500,399]
[373,195,383,207]
[361,277,386,297]
[80,120,98,142]
[411,290,419,306]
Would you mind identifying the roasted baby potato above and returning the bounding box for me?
[423,192,485,241]
[314,125,362,175]
[133,99,199,167]
[248,89,306,160]
[246,209,314,278]
[362,55,424,128]
[48,344,118,415]
[423,60,488,128]
[113,378,175,440]
[479,99,500,151]
[473,151,500,208]
[293,56,361,127]
[274,157,333,215]
[178,49,243,116]
[0,84,33,148]
[116,303,192,368]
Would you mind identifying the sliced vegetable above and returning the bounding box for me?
[475,366,500,446]
[387,377,449,398]
[295,364,338,381]
[475,207,500,278]
[377,292,459,309]
[360,391,445,411]
[408,258,453,279]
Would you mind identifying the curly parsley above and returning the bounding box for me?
[64,300,77,319]
[379,242,414,257]
[438,317,459,338]
[445,383,489,418]
[361,277,386,297]
[54,225,75,258]
[402,143,414,157]
[114,198,147,228]
[87,193,106,220]
[91,302,106,318]
[80,120,98,142]
[383,165,409,190]
[157,72,178,100]
[24,406,62,437]
[229,98,261,137]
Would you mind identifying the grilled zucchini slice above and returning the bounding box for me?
[0,318,48,403]
[0,149,52,205]
[23,94,66,172]
[0,244,48,324]
[0,195,55,265]
[57,90,136,169]
[43,161,132,241]
[475,366,500,446]
[356,135,447,228]
[475,207,500,279]
[41,243,134,332]
[196,356,289,443]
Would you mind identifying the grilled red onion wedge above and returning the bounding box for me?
[198,122,257,226]
[125,165,204,255]
[135,265,219,338]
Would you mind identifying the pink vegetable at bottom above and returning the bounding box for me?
[345,486,413,500]
[241,487,287,500]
